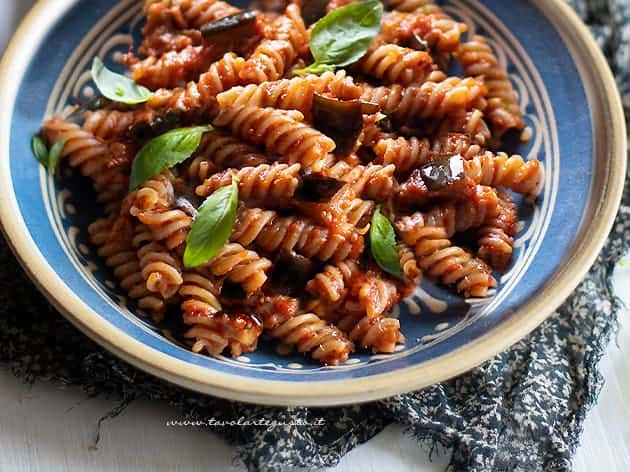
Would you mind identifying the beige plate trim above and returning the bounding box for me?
[0,0,626,406]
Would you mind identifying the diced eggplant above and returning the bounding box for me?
[312,93,364,156]
[408,33,429,52]
[295,173,345,202]
[200,11,259,38]
[270,251,321,296]
[419,154,465,191]
[301,0,330,26]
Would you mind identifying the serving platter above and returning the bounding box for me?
[0,0,625,405]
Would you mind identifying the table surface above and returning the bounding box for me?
[2,2,630,471]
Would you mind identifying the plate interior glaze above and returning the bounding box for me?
[1,0,624,405]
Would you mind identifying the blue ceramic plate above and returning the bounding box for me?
[0,0,625,405]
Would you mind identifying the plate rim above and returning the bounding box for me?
[0,0,625,406]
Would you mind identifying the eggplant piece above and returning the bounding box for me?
[408,33,429,52]
[295,173,345,202]
[357,146,377,164]
[221,279,247,300]
[129,110,184,142]
[397,154,468,210]
[200,11,259,38]
[270,251,321,297]
[175,196,199,218]
[301,0,330,26]
[312,93,364,156]
[359,101,380,115]
[419,154,465,191]
[376,115,395,133]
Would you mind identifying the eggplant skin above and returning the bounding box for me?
[295,173,345,203]
[200,11,259,38]
[312,93,364,156]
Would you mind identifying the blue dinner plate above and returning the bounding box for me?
[0,0,625,405]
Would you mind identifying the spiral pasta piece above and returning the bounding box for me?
[356,43,434,85]
[128,45,215,90]
[146,0,240,31]
[397,243,421,283]
[337,312,402,354]
[396,214,497,297]
[326,162,397,201]
[361,78,486,123]
[456,35,524,136]
[344,198,376,228]
[352,273,400,319]
[269,313,353,365]
[464,151,544,198]
[240,39,297,84]
[89,217,167,319]
[306,261,359,303]
[148,52,245,117]
[82,109,158,141]
[187,130,269,183]
[184,311,263,357]
[134,225,184,299]
[196,163,301,203]
[477,191,518,271]
[140,26,200,58]
[179,269,263,358]
[417,185,500,237]
[430,132,482,160]
[205,243,272,293]
[415,4,467,53]
[232,208,364,263]
[239,5,307,83]
[213,105,336,172]
[437,109,491,147]
[42,117,128,211]
[380,8,466,54]
[373,136,433,174]
[246,294,298,330]
[217,71,362,118]
[130,174,193,250]
[183,292,263,357]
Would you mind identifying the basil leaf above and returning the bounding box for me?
[294,0,382,75]
[370,206,403,279]
[91,57,152,104]
[32,135,65,175]
[32,135,49,167]
[129,126,213,190]
[47,139,66,176]
[184,177,239,268]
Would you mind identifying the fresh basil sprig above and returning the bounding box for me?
[294,0,383,76]
[91,57,152,104]
[184,177,239,268]
[370,205,403,279]
[129,126,213,190]
[32,135,66,176]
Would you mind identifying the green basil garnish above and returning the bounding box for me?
[129,126,213,190]
[370,205,403,279]
[184,177,239,268]
[32,135,48,166]
[91,57,152,104]
[294,0,383,76]
[32,134,65,176]
[47,139,66,176]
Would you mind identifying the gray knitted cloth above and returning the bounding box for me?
[1,0,629,470]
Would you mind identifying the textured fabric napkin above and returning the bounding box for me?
[1,1,629,470]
